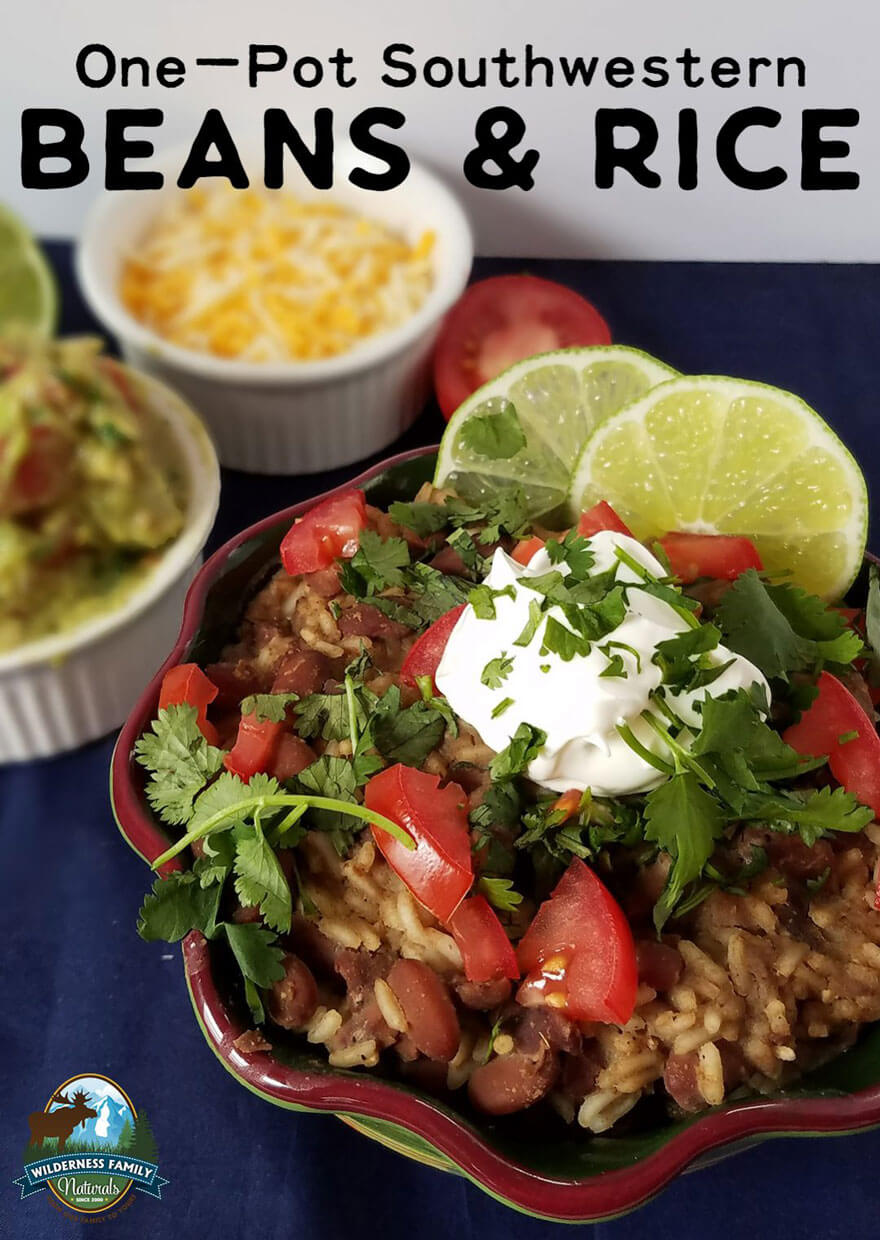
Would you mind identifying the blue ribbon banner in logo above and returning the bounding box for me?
[14,1154,169,1200]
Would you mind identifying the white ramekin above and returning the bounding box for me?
[76,146,473,475]
[0,366,220,763]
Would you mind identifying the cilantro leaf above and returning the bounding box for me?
[447,527,487,575]
[541,615,591,661]
[489,722,547,781]
[718,571,862,679]
[223,922,286,990]
[513,598,544,647]
[187,771,267,836]
[239,692,299,724]
[691,689,815,780]
[544,530,595,580]
[738,785,873,844]
[134,704,225,825]
[340,528,410,595]
[469,583,515,620]
[137,871,223,942]
[295,686,373,742]
[388,501,449,537]
[444,488,531,543]
[470,782,520,875]
[481,652,513,689]
[293,755,361,848]
[654,623,722,687]
[478,876,523,912]
[369,685,446,767]
[644,772,724,927]
[458,401,527,460]
[233,823,293,932]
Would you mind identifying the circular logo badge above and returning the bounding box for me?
[29,1074,139,1215]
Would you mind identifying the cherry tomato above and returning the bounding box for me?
[447,895,520,983]
[577,501,633,539]
[516,858,637,1025]
[511,536,546,567]
[364,764,472,923]
[280,489,367,576]
[783,670,880,819]
[158,664,219,745]
[223,712,285,782]
[660,533,763,583]
[433,275,611,419]
[399,604,466,693]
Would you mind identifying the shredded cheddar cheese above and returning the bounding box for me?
[120,187,436,362]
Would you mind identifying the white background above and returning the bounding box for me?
[2,0,877,259]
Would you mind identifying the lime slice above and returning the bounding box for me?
[0,205,57,337]
[570,376,868,599]
[434,345,677,520]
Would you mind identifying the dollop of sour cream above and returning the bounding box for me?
[435,531,769,796]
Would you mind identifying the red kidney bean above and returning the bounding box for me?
[663,1052,704,1112]
[304,566,341,598]
[338,604,409,640]
[204,661,265,708]
[454,977,512,1011]
[766,835,835,881]
[386,959,460,1062]
[271,646,329,696]
[266,954,318,1029]
[429,546,469,577]
[635,940,684,992]
[558,1048,601,1101]
[232,902,263,925]
[468,1048,559,1115]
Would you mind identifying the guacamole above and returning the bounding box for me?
[0,335,187,652]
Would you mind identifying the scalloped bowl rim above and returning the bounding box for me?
[110,445,880,1222]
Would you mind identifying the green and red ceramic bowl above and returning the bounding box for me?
[111,445,880,1223]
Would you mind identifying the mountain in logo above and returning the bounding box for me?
[79,1097,131,1147]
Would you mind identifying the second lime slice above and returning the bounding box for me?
[570,375,868,599]
[434,345,677,520]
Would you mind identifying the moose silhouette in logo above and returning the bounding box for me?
[28,1088,97,1152]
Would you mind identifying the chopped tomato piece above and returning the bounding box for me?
[783,670,880,819]
[551,789,583,823]
[577,501,632,539]
[158,664,219,744]
[0,424,74,517]
[516,858,637,1025]
[511,536,546,567]
[448,895,520,983]
[280,489,367,576]
[364,765,472,923]
[433,275,611,419]
[399,604,466,693]
[660,533,763,583]
[223,712,285,782]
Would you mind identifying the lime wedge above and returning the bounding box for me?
[0,205,57,337]
[570,376,868,599]
[434,345,677,520]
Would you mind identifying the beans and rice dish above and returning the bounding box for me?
[136,482,880,1133]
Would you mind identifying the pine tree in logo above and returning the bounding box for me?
[116,1119,134,1154]
[129,1112,158,1163]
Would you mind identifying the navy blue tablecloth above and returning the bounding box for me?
[4,247,880,1239]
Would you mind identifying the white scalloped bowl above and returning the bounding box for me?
[76,145,473,475]
[0,365,220,763]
